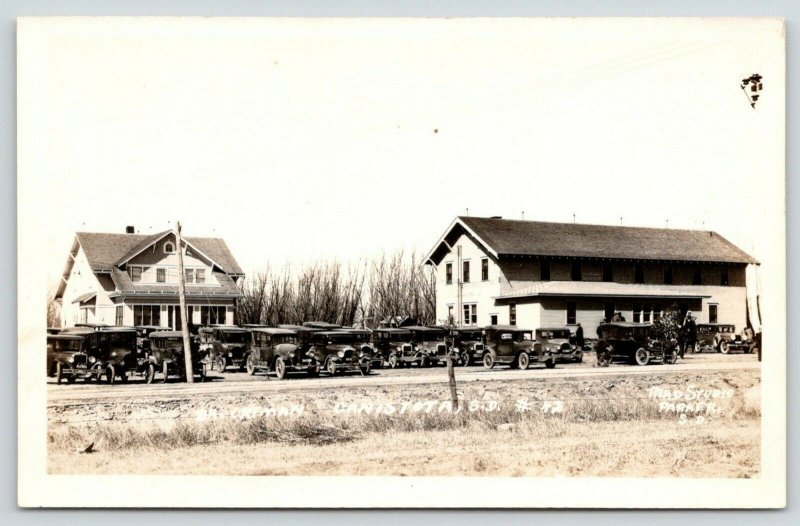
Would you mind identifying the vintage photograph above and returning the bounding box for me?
[17,17,785,507]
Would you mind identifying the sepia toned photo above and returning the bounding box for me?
[17,17,785,508]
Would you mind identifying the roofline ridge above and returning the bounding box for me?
[459,215,724,235]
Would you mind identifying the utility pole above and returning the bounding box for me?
[447,245,463,410]
[176,221,194,383]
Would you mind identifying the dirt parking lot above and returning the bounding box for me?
[47,353,760,477]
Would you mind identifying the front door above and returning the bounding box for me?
[497,331,514,361]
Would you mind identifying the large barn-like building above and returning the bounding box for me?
[425,216,759,338]
[54,228,244,328]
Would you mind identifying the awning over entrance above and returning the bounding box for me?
[71,291,97,304]
[494,281,712,301]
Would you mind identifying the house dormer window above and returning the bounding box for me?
[164,242,176,254]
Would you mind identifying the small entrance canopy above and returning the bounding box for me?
[71,291,97,305]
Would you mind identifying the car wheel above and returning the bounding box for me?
[105,364,116,385]
[545,359,556,369]
[216,356,226,372]
[246,354,256,375]
[720,341,730,354]
[597,350,611,367]
[389,355,398,369]
[145,363,156,384]
[162,362,169,384]
[419,355,430,368]
[576,353,583,364]
[327,359,337,376]
[634,348,650,366]
[66,374,76,384]
[461,352,470,367]
[307,365,319,378]
[518,352,530,370]
[56,363,63,385]
[360,361,371,376]
[693,342,701,354]
[483,353,495,370]
[199,364,207,383]
[665,350,678,365]
[275,357,287,380]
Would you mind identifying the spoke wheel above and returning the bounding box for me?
[483,353,495,370]
[360,361,371,376]
[720,341,730,354]
[162,362,169,383]
[517,352,530,370]
[634,348,650,366]
[145,363,156,384]
[56,363,63,385]
[275,357,287,380]
[389,355,398,369]
[419,355,430,368]
[545,359,556,369]
[327,359,337,376]
[461,352,470,367]
[246,354,256,375]
[665,350,678,365]
[216,356,226,372]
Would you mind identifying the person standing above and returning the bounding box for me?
[575,323,584,349]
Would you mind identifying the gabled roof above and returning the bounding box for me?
[426,216,759,265]
[73,231,244,274]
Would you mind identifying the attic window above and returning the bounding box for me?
[164,242,176,254]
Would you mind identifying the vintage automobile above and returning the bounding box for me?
[247,327,318,379]
[336,328,381,368]
[47,334,84,382]
[307,331,372,376]
[133,325,171,353]
[695,323,754,354]
[198,326,253,372]
[303,321,342,330]
[373,328,427,368]
[406,326,451,366]
[55,326,138,384]
[143,331,208,383]
[595,322,678,366]
[536,327,582,363]
[483,325,557,370]
[277,325,322,353]
[449,327,486,366]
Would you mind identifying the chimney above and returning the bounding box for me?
[125,226,135,234]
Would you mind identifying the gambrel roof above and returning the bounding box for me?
[425,216,759,266]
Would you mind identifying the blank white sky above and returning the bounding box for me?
[30,18,784,284]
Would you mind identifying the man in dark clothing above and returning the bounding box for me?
[575,323,585,349]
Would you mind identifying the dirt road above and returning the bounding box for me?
[47,353,758,404]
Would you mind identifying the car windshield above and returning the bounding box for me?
[48,338,82,352]
[274,334,297,345]
[350,333,371,343]
[103,332,136,348]
[539,330,570,339]
[415,330,444,341]
[514,331,533,342]
[324,333,352,345]
[719,325,734,333]
[459,331,483,341]
[221,331,250,344]
[383,332,411,342]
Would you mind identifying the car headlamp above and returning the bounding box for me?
[338,350,345,358]
[67,355,75,363]
[88,356,96,364]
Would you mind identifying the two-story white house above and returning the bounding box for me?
[54,228,244,328]
[425,216,759,338]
